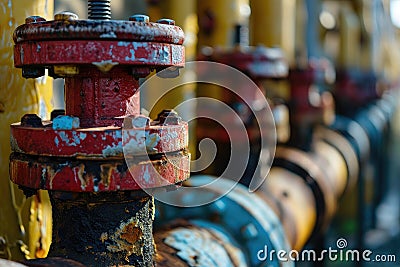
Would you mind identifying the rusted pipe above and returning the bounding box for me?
[48,192,154,266]
[10,6,189,267]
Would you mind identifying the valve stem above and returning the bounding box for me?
[88,0,111,20]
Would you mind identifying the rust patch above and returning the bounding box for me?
[99,198,154,266]
[103,217,143,257]
[121,223,143,245]
[49,192,154,266]
[100,164,115,187]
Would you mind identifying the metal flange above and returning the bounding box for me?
[11,119,188,158]
[155,175,292,267]
[11,8,189,266]
[199,45,288,79]
[10,150,189,192]
[14,40,184,69]
[14,17,185,44]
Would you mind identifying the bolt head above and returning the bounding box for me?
[22,66,45,79]
[157,18,175,25]
[129,14,150,22]
[241,223,258,240]
[210,200,226,214]
[52,115,80,130]
[157,109,181,125]
[21,114,43,128]
[25,16,46,24]
[124,115,150,128]
[53,65,79,76]
[156,66,180,79]
[54,11,79,21]
[132,67,152,79]
[50,109,66,121]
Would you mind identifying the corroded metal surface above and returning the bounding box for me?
[11,121,188,157]
[14,41,185,68]
[13,19,185,44]
[313,126,359,196]
[62,66,139,127]
[260,167,317,251]
[199,45,288,79]
[48,192,154,267]
[9,6,189,266]
[156,175,293,267]
[10,9,189,192]
[196,45,282,182]
[273,147,337,241]
[10,150,189,192]
[155,220,246,267]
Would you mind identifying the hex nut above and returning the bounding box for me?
[157,18,175,25]
[209,200,227,214]
[50,109,66,121]
[22,66,45,79]
[21,114,43,128]
[157,109,181,125]
[129,14,150,23]
[241,223,258,240]
[25,16,46,24]
[54,11,79,21]
[156,66,180,79]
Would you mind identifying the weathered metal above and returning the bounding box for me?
[259,167,317,251]
[10,151,189,192]
[155,220,247,267]
[10,7,188,267]
[312,126,359,198]
[287,58,336,150]
[11,119,188,158]
[156,175,293,267]
[11,10,188,190]
[15,42,184,70]
[199,46,288,80]
[13,19,185,44]
[48,191,154,267]
[196,45,287,184]
[272,147,337,244]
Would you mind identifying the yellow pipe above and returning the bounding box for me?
[145,0,198,113]
[294,0,307,62]
[250,0,296,66]
[197,0,248,48]
[196,0,249,101]
[152,0,198,61]
[338,5,361,69]
[265,167,317,250]
[145,0,197,109]
[144,0,198,162]
[0,0,53,260]
[249,0,296,102]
